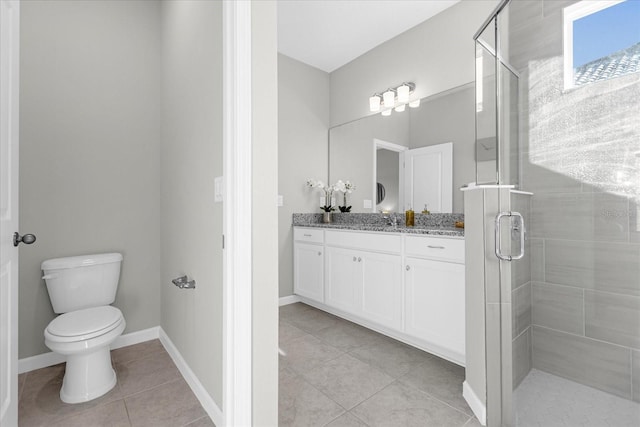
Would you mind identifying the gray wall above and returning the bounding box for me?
[329,0,500,127]
[278,54,330,297]
[251,1,279,423]
[19,0,162,358]
[159,0,223,406]
[509,0,640,401]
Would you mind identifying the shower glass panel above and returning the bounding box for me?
[474,0,640,426]
[475,22,498,185]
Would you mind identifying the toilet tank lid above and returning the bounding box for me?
[41,253,123,270]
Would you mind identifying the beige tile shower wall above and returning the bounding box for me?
[19,0,162,358]
[510,0,640,401]
[511,193,532,389]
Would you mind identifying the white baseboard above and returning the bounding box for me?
[463,380,486,426]
[18,326,161,374]
[111,326,160,350]
[159,328,224,427]
[279,294,301,306]
[18,351,66,374]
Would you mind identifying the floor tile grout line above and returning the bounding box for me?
[122,397,133,427]
[291,368,348,420]
[347,409,371,427]
[120,376,184,401]
[396,374,475,418]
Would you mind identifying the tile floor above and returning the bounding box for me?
[18,339,215,427]
[515,369,640,427]
[279,302,481,427]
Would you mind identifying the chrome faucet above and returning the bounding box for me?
[384,213,399,226]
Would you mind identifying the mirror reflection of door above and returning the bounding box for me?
[373,139,407,213]
[401,142,453,213]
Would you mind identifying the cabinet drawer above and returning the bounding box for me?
[294,227,324,244]
[325,230,401,254]
[405,235,464,263]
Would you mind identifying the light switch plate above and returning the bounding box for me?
[214,176,223,202]
[277,195,283,207]
[363,199,372,208]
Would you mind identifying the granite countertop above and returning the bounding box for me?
[292,213,465,238]
[296,222,464,237]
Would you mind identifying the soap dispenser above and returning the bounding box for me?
[405,206,415,227]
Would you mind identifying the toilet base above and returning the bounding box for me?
[60,346,117,404]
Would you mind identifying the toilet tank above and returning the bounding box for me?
[41,253,123,313]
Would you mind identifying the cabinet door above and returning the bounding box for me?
[405,257,465,357]
[294,243,324,302]
[325,246,361,312]
[360,252,402,329]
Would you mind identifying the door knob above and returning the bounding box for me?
[13,232,36,247]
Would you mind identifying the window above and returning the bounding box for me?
[563,0,640,89]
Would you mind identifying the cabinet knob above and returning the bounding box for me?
[358,257,362,262]
[406,265,411,271]
[353,256,357,262]
[318,252,322,256]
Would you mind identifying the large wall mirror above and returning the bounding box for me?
[329,82,476,214]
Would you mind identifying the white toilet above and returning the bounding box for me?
[42,253,126,404]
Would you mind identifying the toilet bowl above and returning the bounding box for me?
[44,306,126,403]
[41,253,125,404]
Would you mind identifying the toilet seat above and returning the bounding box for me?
[45,306,124,343]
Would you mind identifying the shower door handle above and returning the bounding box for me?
[495,211,525,261]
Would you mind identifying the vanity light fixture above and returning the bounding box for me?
[369,82,417,116]
[382,89,396,108]
[397,84,411,103]
[369,94,381,112]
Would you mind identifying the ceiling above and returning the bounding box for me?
[277,0,461,73]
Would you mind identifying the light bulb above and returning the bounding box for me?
[383,90,395,107]
[381,109,392,116]
[394,104,405,112]
[397,84,410,103]
[369,95,381,112]
[409,99,420,108]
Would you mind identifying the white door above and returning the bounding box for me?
[360,252,402,329]
[1,1,20,425]
[293,243,324,302]
[402,142,453,213]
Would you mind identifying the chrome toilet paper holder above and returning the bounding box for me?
[172,275,196,289]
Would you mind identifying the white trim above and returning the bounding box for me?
[110,326,160,351]
[159,328,223,427]
[222,1,253,426]
[460,183,515,192]
[463,380,486,426]
[18,326,160,374]
[279,295,301,306]
[509,189,533,196]
[563,0,625,90]
[373,138,407,213]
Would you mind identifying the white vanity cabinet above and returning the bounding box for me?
[293,226,465,365]
[293,228,325,301]
[325,230,403,330]
[404,235,465,359]
[325,230,402,328]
